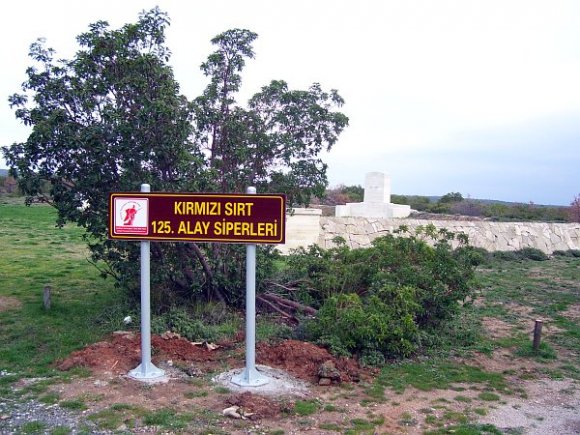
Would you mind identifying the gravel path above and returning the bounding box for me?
[479,378,580,435]
[0,399,106,434]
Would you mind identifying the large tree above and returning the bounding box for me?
[3,8,348,306]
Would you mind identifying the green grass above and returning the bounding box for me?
[49,427,72,435]
[184,390,209,399]
[319,422,341,431]
[39,391,61,404]
[293,399,320,416]
[515,341,558,360]
[477,391,501,401]
[0,203,122,378]
[476,258,580,320]
[142,408,194,429]
[19,421,48,434]
[59,399,87,410]
[454,395,472,402]
[213,386,231,394]
[473,256,579,375]
[425,423,502,434]
[474,407,488,416]
[374,359,507,394]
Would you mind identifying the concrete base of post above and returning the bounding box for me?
[128,362,166,382]
[231,366,270,387]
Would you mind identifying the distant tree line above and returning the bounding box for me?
[323,185,578,223]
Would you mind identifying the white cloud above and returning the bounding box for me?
[2,0,579,204]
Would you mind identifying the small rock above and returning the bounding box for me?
[223,405,242,419]
[317,360,341,384]
[161,331,181,340]
[318,377,332,386]
[185,366,203,377]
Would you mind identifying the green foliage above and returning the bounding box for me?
[151,305,239,342]
[490,202,569,222]
[553,249,580,258]
[4,9,347,308]
[477,391,501,401]
[491,250,522,261]
[333,189,571,222]
[375,360,507,394]
[425,423,502,435]
[454,246,491,266]
[515,342,557,360]
[439,192,464,204]
[518,247,549,261]
[293,400,320,416]
[19,421,48,434]
[285,226,476,359]
[143,408,193,429]
[492,248,548,262]
[307,291,419,359]
[59,399,87,410]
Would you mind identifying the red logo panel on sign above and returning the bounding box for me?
[113,198,149,235]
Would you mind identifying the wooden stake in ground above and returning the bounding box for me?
[533,319,543,351]
[43,285,51,310]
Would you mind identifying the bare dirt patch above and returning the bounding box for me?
[0,296,22,312]
[34,330,577,434]
[561,303,580,321]
[257,339,363,383]
[56,331,228,375]
[481,316,513,339]
[504,302,535,318]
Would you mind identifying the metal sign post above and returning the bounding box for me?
[109,186,285,385]
[128,184,165,381]
[231,187,270,386]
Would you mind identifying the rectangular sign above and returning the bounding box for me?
[109,192,286,244]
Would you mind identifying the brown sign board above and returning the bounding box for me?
[108,192,286,244]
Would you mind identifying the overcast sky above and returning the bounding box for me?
[1,0,579,205]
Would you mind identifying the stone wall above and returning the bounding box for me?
[277,208,322,254]
[278,211,580,254]
[318,218,580,253]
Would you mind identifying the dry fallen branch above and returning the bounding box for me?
[260,292,317,316]
[256,295,296,321]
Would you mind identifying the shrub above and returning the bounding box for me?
[553,249,580,258]
[518,248,548,261]
[287,227,475,325]
[305,290,419,359]
[286,226,477,358]
[492,251,521,261]
[151,304,238,342]
[152,308,217,341]
[454,246,490,266]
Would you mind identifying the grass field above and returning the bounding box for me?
[0,199,122,376]
[1,198,578,434]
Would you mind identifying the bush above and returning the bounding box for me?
[492,248,549,262]
[553,249,580,258]
[492,251,521,261]
[283,226,477,359]
[518,247,548,261]
[305,290,419,359]
[454,246,490,266]
[151,304,238,342]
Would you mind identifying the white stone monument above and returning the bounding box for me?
[335,172,411,218]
